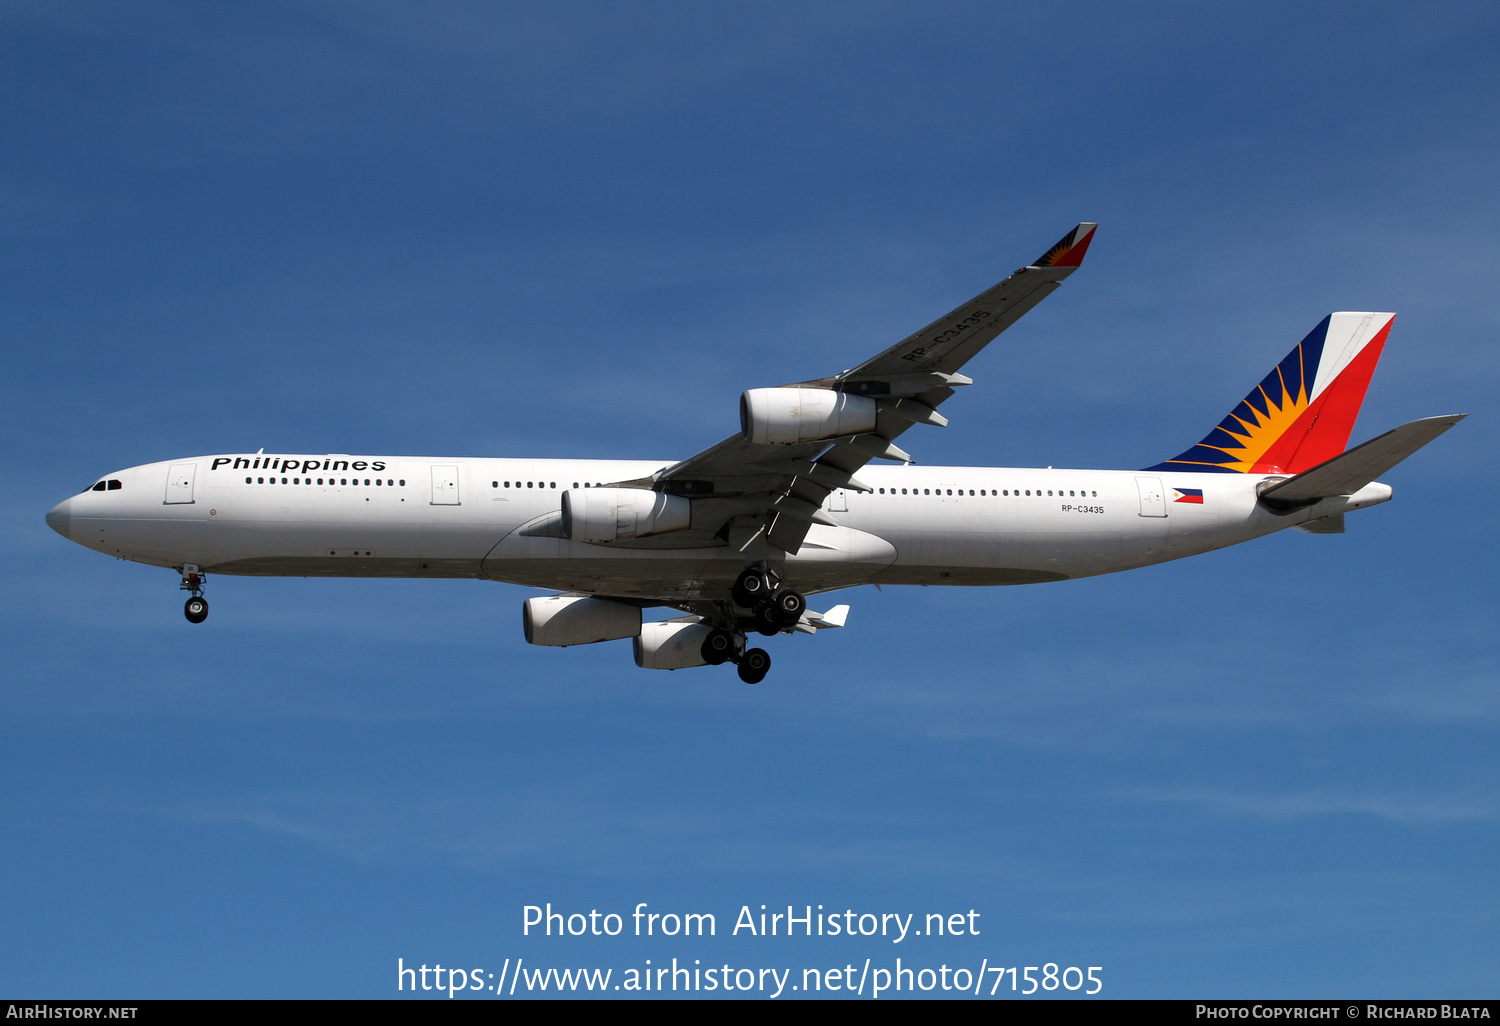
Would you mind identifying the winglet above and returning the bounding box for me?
[1033,222,1098,268]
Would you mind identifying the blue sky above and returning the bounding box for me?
[3,0,1496,999]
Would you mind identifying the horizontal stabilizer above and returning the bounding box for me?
[1260,414,1465,505]
[1295,514,1345,534]
[807,604,849,629]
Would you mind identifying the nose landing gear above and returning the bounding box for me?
[180,564,208,624]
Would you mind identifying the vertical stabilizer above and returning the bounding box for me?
[1146,312,1394,474]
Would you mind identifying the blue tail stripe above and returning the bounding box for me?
[1144,314,1336,474]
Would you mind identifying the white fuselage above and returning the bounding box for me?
[49,453,1392,601]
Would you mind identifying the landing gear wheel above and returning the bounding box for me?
[700,628,737,666]
[769,588,806,626]
[737,648,771,684]
[732,568,769,608]
[184,596,209,624]
[754,604,784,635]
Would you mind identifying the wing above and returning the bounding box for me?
[616,223,1097,555]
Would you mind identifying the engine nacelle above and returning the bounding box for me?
[523,595,641,647]
[561,487,691,543]
[740,387,879,445]
[633,620,715,669]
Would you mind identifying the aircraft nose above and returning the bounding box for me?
[45,498,72,539]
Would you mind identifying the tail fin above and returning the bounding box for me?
[1147,312,1394,474]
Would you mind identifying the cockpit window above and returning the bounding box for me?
[107,480,122,490]
[89,481,106,492]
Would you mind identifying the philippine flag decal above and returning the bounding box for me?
[1172,488,1205,504]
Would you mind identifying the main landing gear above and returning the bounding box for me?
[737,647,771,684]
[703,564,807,683]
[698,626,773,684]
[700,627,738,665]
[732,565,806,634]
[180,564,208,624]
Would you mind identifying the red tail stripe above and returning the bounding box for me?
[1255,318,1391,474]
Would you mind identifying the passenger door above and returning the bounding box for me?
[431,465,461,505]
[164,463,196,504]
[1135,476,1167,517]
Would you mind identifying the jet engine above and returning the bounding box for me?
[522,595,641,647]
[739,387,879,445]
[633,620,715,669]
[561,487,691,544]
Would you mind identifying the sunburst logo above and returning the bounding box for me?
[1198,370,1312,474]
[1147,312,1391,477]
[1033,223,1096,268]
[1151,319,1328,474]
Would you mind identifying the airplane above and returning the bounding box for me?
[45,223,1464,683]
